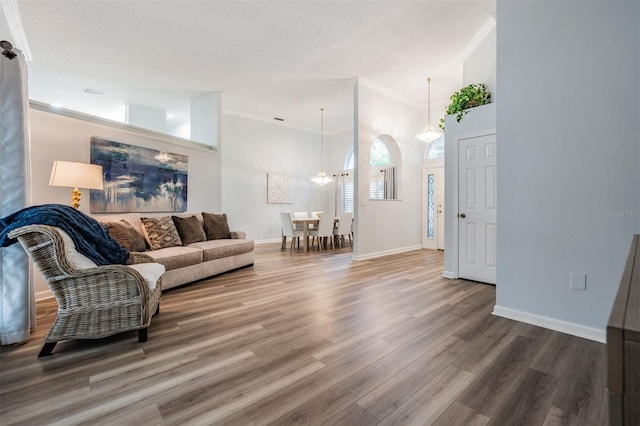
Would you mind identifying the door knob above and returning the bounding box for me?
[459,213,466,218]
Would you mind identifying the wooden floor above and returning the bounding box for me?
[0,244,608,426]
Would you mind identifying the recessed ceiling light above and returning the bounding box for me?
[81,88,108,96]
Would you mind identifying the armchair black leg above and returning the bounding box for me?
[38,342,57,357]
[138,328,148,343]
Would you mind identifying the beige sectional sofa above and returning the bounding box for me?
[95,213,254,290]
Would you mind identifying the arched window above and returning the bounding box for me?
[370,138,391,167]
[370,136,399,200]
[345,149,354,170]
[340,149,355,213]
[425,136,444,160]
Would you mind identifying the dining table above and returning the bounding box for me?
[291,217,319,252]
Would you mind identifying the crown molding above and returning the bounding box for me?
[223,109,317,134]
[223,109,351,136]
[458,15,496,64]
[356,76,423,110]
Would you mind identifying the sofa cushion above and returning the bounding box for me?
[128,262,165,290]
[104,219,147,252]
[144,246,203,271]
[202,212,231,240]
[230,231,246,239]
[141,216,183,250]
[172,215,206,246]
[189,239,254,262]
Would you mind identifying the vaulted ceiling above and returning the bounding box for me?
[14,1,495,134]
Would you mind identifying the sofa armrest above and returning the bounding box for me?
[230,231,246,239]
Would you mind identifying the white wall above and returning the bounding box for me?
[463,25,496,101]
[191,92,221,148]
[221,114,336,242]
[125,104,166,133]
[354,78,425,259]
[29,107,221,295]
[495,1,640,340]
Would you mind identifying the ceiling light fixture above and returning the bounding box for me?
[81,88,108,96]
[310,107,333,186]
[416,77,442,143]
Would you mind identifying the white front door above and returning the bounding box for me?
[422,167,444,250]
[458,134,496,284]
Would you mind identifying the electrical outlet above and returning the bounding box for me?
[570,272,587,291]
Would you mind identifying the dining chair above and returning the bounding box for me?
[334,212,353,248]
[309,211,323,230]
[292,211,308,231]
[309,213,335,250]
[280,212,305,251]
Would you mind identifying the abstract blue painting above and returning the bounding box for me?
[90,137,188,213]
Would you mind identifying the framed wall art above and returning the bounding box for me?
[267,172,291,204]
[90,137,188,213]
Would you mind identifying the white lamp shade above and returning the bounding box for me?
[49,161,104,190]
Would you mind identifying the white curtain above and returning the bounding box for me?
[383,166,397,200]
[0,47,34,345]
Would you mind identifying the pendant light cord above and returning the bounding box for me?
[320,107,324,170]
[427,77,431,125]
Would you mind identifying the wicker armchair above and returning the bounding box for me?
[8,224,163,357]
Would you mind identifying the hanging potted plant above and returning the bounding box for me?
[439,83,491,131]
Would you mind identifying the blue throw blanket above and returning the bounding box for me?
[0,204,129,266]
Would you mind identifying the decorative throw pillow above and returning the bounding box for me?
[202,212,231,240]
[104,219,147,252]
[140,216,183,250]
[172,215,206,246]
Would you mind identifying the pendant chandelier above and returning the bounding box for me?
[416,77,443,143]
[311,107,333,186]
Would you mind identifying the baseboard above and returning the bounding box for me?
[492,305,606,343]
[442,270,455,279]
[36,289,53,301]
[352,245,422,261]
[255,238,282,244]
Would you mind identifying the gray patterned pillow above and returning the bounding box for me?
[140,216,183,250]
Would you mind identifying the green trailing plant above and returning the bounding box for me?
[439,83,491,131]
